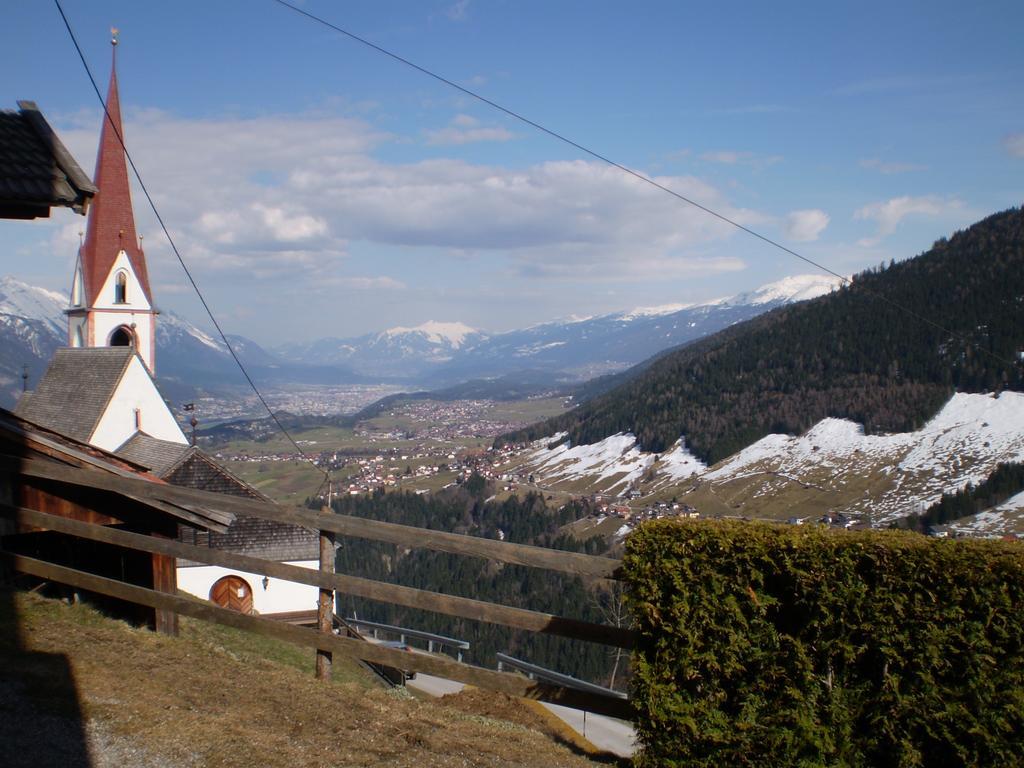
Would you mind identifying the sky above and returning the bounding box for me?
[2,0,1022,345]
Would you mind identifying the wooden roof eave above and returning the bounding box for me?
[0,414,235,533]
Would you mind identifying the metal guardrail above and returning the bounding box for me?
[496,652,629,701]
[346,616,470,661]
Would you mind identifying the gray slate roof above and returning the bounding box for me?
[115,432,193,476]
[0,101,96,219]
[15,347,134,443]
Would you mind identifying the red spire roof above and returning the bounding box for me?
[80,46,152,306]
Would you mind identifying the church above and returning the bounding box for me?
[15,39,320,617]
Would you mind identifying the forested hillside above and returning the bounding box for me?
[501,207,1024,464]
[326,482,622,686]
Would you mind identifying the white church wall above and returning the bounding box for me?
[91,309,154,369]
[89,250,155,371]
[94,250,152,310]
[176,560,322,615]
[89,355,187,451]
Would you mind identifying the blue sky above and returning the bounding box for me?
[2,1,1022,344]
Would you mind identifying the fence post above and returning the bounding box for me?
[316,503,335,681]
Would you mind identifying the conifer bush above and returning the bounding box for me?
[623,520,1024,767]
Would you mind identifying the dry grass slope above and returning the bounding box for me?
[0,589,607,768]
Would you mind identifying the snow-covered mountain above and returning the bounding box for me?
[433,273,841,381]
[0,277,67,406]
[282,274,842,382]
[0,271,841,404]
[520,391,1024,532]
[283,320,488,378]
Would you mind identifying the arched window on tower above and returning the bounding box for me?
[109,326,134,347]
[114,271,127,304]
[73,326,84,348]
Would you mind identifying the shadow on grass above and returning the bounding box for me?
[0,580,92,767]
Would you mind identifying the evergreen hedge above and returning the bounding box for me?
[622,520,1024,767]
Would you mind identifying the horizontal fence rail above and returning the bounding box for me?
[2,504,634,649]
[496,652,629,701]
[345,617,470,650]
[6,456,622,579]
[5,553,632,720]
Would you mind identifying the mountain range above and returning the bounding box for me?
[0,272,840,408]
[501,207,1024,530]
[503,207,1024,463]
[277,274,842,381]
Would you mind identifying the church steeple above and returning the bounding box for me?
[67,31,158,373]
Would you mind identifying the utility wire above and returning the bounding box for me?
[54,0,331,486]
[270,0,1017,368]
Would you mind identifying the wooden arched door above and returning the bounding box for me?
[209,575,254,614]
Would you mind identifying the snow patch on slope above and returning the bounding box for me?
[529,433,655,493]
[702,392,1024,522]
[520,392,1024,524]
[949,490,1024,537]
[656,439,707,481]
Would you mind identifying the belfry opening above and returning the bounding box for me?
[109,326,134,347]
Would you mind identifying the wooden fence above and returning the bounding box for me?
[1,458,634,720]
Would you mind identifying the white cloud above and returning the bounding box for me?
[425,114,513,145]
[42,109,773,304]
[859,158,928,174]
[700,150,783,169]
[327,276,406,290]
[784,209,830,242]
[253,204,327,242]
[1004,133,1024,158]
[854,195,966,246]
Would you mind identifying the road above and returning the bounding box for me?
[539,702,636,758]
[362,632,636,757]
[406,672,636,758]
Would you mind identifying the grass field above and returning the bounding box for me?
[224,459,327,505]
[484,397,570,423]
[1,589,612,767]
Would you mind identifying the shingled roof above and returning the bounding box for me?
[115,431,193,476]
[14,347,134,443]
[0,100,96,219]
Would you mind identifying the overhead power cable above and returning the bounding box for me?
[53,0,331,488]
[270,0,1017,369]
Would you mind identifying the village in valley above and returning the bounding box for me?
[2,4,1023,766]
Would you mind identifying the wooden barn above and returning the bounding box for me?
[0,408,233,634]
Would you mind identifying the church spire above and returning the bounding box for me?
[67,32,158,373]
[79,32,152,306]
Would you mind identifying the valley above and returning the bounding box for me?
[6,210,1024,538]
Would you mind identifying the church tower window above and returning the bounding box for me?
[110,325,134,347]
[114,271,128,304]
